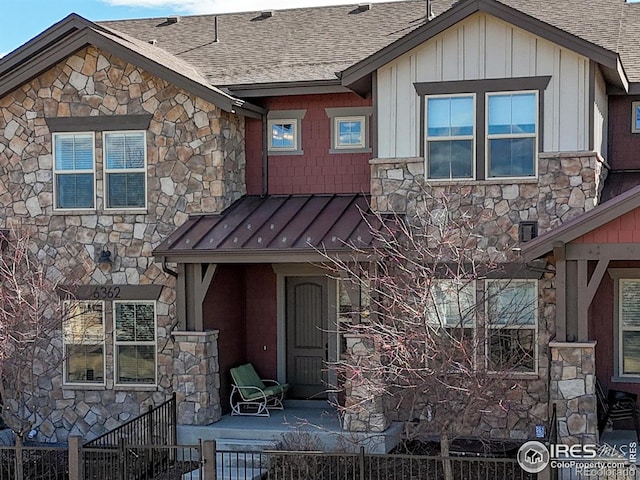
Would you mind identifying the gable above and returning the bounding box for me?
[572,207,640,245]
[377,11,591,158]
[341,0,621,91]
[0,16,263,119]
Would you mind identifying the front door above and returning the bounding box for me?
[286,276,328,399]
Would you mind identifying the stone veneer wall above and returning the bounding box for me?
[0,46,245,442]
[363,152,607,440]
[549,342,598,445]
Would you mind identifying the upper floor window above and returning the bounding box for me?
[487,92,537,178]
[325,106,373,154]
[114,301,156,385]
[63,301,105,385]
[54,133,95,210]
[415,76,550,182]
[335,116,365,149]
[268,120,298,151]
[267,109,306,156]
[426,95,474,179]
[104,131,147,209]
[632,101,640,134]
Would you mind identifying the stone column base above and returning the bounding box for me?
[172,330,221,425]
[549,341,597,445]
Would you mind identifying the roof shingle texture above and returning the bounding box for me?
[99,0,640,87]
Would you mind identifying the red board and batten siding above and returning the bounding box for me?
[245,93,372,195]
[572,208,640,397]
[572,206,640,244]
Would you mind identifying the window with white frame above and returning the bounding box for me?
[486,280,537,373]
[104,131,146,209]
[486,92,537,178]
[63,301,105,384]
[428,279,476,328]
[268,120,298,151]
[114,301,156,385]
[325,106,372,153]
[426,95,475,179]
[334,116,365,149]
[54,133,95,210]
[619,279,640,376]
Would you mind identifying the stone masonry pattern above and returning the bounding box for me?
[365,152,606,441]
[550,343,598,446]
[0,46,245,442]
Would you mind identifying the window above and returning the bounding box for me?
[486,280,537,373]
[619,279,640,376]
[104,131,146,209]
[54,133,95,209]
[268,120,298,151]
[114,301,156,385]
[632,101,640,134]
[335,116,365,149]
[487,92,537,178]
[416,76,549,181]
[325,107,373,153]
[427,280,476,328]
[63,301,105,384]
[426,95,475,179]
[267,109,306,155]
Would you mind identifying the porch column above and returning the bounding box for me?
[176,263,217,331]
[172,330,221,425]
[549,341,598,445]
[341,333,390,433]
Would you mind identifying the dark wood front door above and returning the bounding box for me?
[286,276,328,399]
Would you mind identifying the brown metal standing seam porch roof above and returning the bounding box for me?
[154,194,381,263]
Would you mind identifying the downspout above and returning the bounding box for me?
[262,112,269,197]
[162,256,178,278]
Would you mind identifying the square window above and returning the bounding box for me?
[487,92,537,178]
[54,133,95,210]
[63,301,105,384]
[268,119,298,151]
[114,301,156,385]
[425,95,475,180]
[104,131,147,209]
[335,116,365,149]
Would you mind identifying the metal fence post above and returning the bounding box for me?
[359,446,365,480]
[203,439,216,480]
[68,435,82,480]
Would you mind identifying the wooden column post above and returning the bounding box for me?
[182,263,217,331]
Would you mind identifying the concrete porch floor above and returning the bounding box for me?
[600,430,640,465]
[177,401,403,454]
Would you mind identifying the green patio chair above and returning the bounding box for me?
[230,363,289,416]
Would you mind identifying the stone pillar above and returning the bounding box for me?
[172,330,221,425]
[549,341,597,445]
[341,333,390,433]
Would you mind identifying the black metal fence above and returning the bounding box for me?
[0,440,546,480]
[81,393,176,480]
[82,443,202,480]
[216,447,538,480]
[83,393,176,448]
[0,445,69,480]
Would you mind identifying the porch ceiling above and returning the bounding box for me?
[154,194,382,263]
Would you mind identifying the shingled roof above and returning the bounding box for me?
[99,0,640,89]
